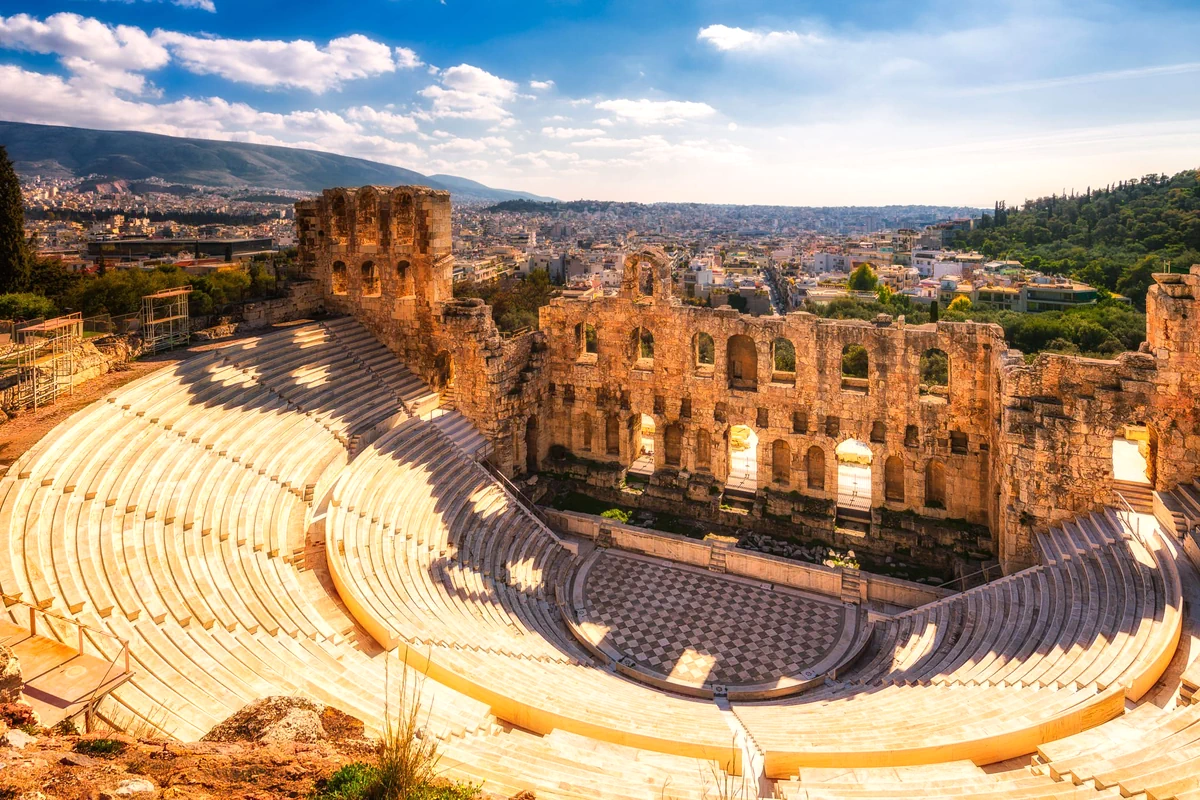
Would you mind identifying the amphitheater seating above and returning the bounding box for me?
[2,313,1196,799]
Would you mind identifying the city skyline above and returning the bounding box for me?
[0,0,1198,206]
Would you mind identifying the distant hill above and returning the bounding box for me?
[0,121,554,203]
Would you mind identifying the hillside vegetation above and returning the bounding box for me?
[954,169,1200,308]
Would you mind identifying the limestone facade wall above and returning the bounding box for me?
[296,187,1200,575]
[537,294,1005,530]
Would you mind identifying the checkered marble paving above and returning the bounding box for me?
[581,552,846,688]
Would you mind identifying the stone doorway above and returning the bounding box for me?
[835,439,872,522]
[525,416,539,474]
[1112,424,1152,484]
[629,414,655,477]
[726,424,758,494]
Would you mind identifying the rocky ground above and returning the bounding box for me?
[0,698,377,800]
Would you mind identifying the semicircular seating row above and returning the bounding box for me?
[325,408,1184,782]
[0,319,735,800]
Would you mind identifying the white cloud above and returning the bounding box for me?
[529,79,554,90]
[394,47,423,69]
[541,126,604,139]
[346,105,419,134]
[431,135,512,154]
[170,0,217,11]
[152,31,409,92]
[0,12,169,71]
[419,63,518,120]
[593,98,717,125]
[697,24,821,52]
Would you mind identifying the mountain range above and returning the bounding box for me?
[0,121,553,203]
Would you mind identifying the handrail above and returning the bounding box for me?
[479,458,561,541]
[935,562,1002,591]
[1113,491,1145,543]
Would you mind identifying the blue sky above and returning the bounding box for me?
[0,0,1197,204]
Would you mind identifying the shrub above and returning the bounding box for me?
[74,738,128,757]
[600,508,631,524]
[314,762,377,799]
[0,292,56,321]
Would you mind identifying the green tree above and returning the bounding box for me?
[0,292,56,320]
[0,146,30,293]
[847,263,878,291]
[947,296,973,313]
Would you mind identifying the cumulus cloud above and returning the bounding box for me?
[153,31,411,92]
[0,12,169,71]
[529,79,554,90]
[0,64,424,164]
[541,126,604,139]
[346,105,419,134]
[419,64,518,120]
[431,135,512,154]
[593,98,717,125]
[170,0,217,11]
[697,24,821,52]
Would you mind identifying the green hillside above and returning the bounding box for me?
[0,121,553,203]
[954,169,1200,307]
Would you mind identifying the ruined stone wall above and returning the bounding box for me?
[296,187,543,472]
[537,287,1005,531]
[994,267,1200,569]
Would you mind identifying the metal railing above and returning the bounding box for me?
[5,601,131,727]
[1113,491,1146,543]
[480,458,559,538]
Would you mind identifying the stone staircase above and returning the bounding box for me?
[1112,478,1154,513]
[839,569,862,604]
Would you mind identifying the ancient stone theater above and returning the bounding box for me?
[3,184,1200,799]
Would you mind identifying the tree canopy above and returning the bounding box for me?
[847,263,878,291]
[955,169,1200,309]
[0,146,30,294]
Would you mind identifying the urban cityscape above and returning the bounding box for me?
[0,1,1198,799]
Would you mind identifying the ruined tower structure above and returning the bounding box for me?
[297,187,1200,574]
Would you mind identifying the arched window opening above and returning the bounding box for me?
[631,327,654,368]
[727,424,758,492]
[696,431,711,471]
[870,421,886,444]
[629,414,656,476]
[580,413,593,453]
[884,455,905,503]
[640,265,655,298]
[433,350,454,390]
[575,322,598,358]
[391,191,414,246]
[361,261,380,296]
[664,423,683,468]
[807,446,825,491]
[772,439,791,485]
[925,459,946,509]
[727,335,758,391]
[835,439,873,513]
[329,193,349,245]
[694,332,715,372]
[919,348,949,398]
[605,413,621,456]
[356,190,379,247]
[841,343,868,392]
[772,338,796,384]
[525,416,539,474]
[331,261,348,295]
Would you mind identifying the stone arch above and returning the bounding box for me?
[329,192,349,245]
[925,458,946,508]
[433,350,454,390]
[575,322,598,357]
[772,337,796,384]
[356,187,380,247]
[807,445,826,491]
[525,416,539,474]
[835,438,873,511]
[919,348,949,397]
[841,342,868,391]
[361,260,380,296]
[621,247,671,301]
[631,327,654,366]
[772,439,791,485]
[579,412,594,452]
[664,423,683,467]
[727,334,758,391]
[331,260,348,295]
[884,455,905,502]
[390,189,414,246]
[694,331,715,369]
[695,430,711,470]
[1112,421,1154,485]
[605,412,621,456]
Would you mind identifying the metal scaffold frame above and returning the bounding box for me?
[141,286,192,354]
[14,313,83,411]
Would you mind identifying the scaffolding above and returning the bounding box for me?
[13,313,83,411]
[141,286,192,354]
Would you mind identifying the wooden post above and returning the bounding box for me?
[28,606,35,637]
[77,624,85,656]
